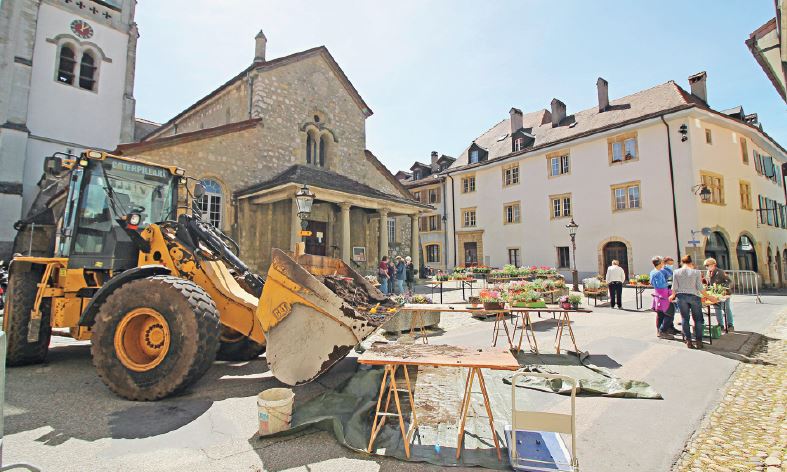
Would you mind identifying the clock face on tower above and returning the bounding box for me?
[70,19,94,39]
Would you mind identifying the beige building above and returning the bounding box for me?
[117,32,427,273]
[441,73,787,287]
[396,151,455,271]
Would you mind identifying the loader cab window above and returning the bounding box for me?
[70,158,176,270]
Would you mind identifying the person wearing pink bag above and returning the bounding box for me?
[650,256,674,340]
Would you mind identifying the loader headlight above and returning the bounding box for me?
[128,213,141,226]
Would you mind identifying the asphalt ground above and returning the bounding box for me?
[2,285,784,472]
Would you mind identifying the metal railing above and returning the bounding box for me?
[724,270,762,303]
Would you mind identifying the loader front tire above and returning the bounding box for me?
[217,329,266,361]
[91,275,220,401]
[4,263,51,366]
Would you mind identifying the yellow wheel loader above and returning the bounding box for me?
[4,150,399,400]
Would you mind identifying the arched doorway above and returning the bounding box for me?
[736,235,757,272]
[603,242,629,278]
[704,231,730,269]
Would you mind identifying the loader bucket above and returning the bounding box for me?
[257,248,400,385]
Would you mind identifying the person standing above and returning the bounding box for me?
[704,258,734,331]
[395,256,406,294]
[387,259,396,294]
[378,256,390,294]
[605,260,626,309]
[669,255,717,349]
[405,256,415,295]
[662,256,680,334]
[650,256,674,339]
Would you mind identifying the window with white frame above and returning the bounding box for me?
[469,150,479,164]
[514,137,525,152]
[387,218,396,243]
[198,179,223,228]
[462,208,476,227]
[503,164,520,186]
[611,182,641,211]
[608,133,638,164]
[549,153,570,177]
[550,194,571,219]
[462,176,476,193]
[504,202,521,224]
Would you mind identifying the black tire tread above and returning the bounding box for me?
[5,264,51,366]
[91,275,220,401]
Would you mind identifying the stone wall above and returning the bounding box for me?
[152,80,251,137]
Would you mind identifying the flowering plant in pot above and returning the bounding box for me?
[559,295,572,310]
[635,274,650,285]
[480,289,505,310]
[542,279,556,291]
[511,289,545,308]
[530,279,546,292]
[553,279,566,288]
[507,280,530,295]
[568,294,583,309]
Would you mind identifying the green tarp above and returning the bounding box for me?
[262,353,661,468]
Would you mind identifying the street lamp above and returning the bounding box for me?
[566,218,579,292]
[692,183,711,203]
[295,184,315,245]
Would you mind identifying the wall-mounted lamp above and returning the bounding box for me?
[679,124,688,142]
[692,183,711,203]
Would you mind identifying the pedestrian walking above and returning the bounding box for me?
[405,256,415,295]
[650,256,674,339]
[378,256,390,294]
[704,258,734,331]
[394,256,406,294]
[605,260,626,309]
[669,255,717,349]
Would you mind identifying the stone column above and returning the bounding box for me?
[410,214,420,270]
[378,208,389,260]
[290,196,300,251]
[340,202,352,263]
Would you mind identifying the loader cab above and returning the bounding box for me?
[58,152,178,271]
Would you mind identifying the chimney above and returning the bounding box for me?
[254,30,267,62]
[550,99,566,127]
[688,71,707,104]
[430,151,439,167]
[596,77,609,112]
[509,107,523,134]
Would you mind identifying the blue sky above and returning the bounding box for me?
[134,1,785,172]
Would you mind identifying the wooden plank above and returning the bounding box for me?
[399,303,591,314]
[358,343,520,370]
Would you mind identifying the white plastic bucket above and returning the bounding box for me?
[258,388,294,435]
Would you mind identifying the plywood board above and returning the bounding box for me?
[358,342,520,370]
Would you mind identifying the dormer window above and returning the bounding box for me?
[514,137,525,152]
[470,150,479,164]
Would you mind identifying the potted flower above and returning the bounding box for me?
[530,279,546,292]
[507,280,530,295]
[435,272,449,282]
[554,279,566,289]
[521,290,547,308]
[543,279,556,291]
[568,294,583,309]
[636,274,650,285]
[480,289,505,310]
[559,295,572,310]
[468,295,482,307]
[628,278,637,285]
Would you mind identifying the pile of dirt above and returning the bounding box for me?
[366,342,477,360]
[320,275,399,326]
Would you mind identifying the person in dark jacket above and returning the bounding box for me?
[405,256,415,295]
[395,256,406,294]
[704,258,734,330]
[387,259,396,294]
[378,256,390,294]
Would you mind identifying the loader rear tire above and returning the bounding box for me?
[91,275,220,401]
[4,263,51,366]
[217,329,266,361]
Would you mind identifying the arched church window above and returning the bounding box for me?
[197,179,223,228]
[319,135,328,167]
[306,133,314,164]
[57,45,76,85]
[79,50,97,91]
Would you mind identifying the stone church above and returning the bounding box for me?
[117,32,427,273]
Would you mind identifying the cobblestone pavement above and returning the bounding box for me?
[674,310,787,472]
